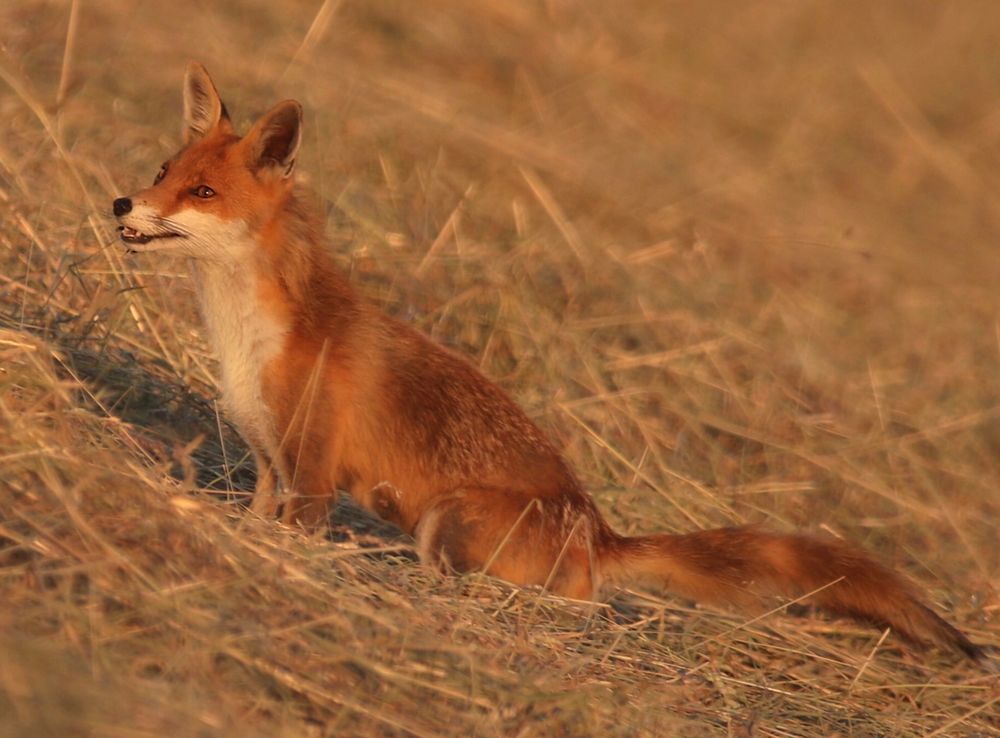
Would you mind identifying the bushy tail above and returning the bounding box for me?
[599,526,984,660]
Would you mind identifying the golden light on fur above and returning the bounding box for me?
[112,63,987,663]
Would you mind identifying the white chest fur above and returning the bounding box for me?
[191,260,288,456]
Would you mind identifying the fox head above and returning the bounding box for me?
[113,62,302,261]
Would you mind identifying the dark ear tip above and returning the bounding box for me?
[278,99,304,120]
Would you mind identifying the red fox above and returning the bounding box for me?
[113,63,985,662]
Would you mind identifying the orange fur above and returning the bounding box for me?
[114,63,985,663]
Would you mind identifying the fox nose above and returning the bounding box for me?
[113,197,132,217]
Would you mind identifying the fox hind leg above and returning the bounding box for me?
[413,489,598,601]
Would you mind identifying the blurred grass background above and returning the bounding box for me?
[1,1,998,736]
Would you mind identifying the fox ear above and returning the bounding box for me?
[183,62,230,143]
[245,100,302,178]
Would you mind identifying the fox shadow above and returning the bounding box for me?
[15,311,411,555]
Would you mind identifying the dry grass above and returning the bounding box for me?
[1,1,999,736]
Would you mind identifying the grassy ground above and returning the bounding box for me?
[1,1,998,735]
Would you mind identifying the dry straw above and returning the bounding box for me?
[1,1,997,736]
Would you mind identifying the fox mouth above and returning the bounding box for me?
[118,225,183,245]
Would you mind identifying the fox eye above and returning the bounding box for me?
[153,164,167,185]
[193,185,216,199]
